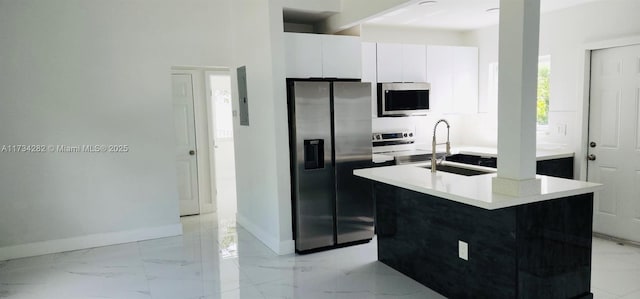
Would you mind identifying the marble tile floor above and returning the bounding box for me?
[0,213,639,299]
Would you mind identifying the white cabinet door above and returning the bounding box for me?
[401,44,427,82]
[452,47,478,114]
[361,42,377,83]
[376,43,427,83]
[284,32,322,78]
[376,43,403,82]
[426,45,478,113]
[322,35,361,78]
[361,42,378,117]
[426,45,454,112]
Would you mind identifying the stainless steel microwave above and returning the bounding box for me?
[377,82,430,117]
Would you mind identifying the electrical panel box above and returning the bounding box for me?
[237,66,249,126]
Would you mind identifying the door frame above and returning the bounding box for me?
[171,66,230,215]
[576,35,640,181]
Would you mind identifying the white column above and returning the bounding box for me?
[491,0,542,196]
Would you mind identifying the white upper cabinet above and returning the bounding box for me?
[322,35,361,78]
[426,45,478,114]
[361,42,378,117]
[376,43,427,83]
[451,46,478,114]
[284,33,323,78]
[361,42,377,83]
[376,43,403,82]
[426,46,453,112]
[284,32,361,79]
[401,44,427,82]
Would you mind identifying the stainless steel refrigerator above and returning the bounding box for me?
[287,79,374,253]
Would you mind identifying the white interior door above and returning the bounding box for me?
[172,73,200,216]
[588,44,640,243]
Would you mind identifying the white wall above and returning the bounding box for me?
[0,0,232,260]
[229,0,294,255]
[361,24,468,45]
[461,0,640,178]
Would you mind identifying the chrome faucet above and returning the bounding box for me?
[431,119,451,173]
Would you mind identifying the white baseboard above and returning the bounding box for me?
[236,213,294,255]
[0,224,183,261]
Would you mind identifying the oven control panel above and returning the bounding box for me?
[372,130,415,147]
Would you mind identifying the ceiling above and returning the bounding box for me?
[365,0,604,30]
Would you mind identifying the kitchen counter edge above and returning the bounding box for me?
[354,163,602,210]
[454,146,574,161]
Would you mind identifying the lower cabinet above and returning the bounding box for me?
[536,158,574,179]
[374,182,594,299]
[447,154,574,179]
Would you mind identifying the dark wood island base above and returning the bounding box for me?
[375,182,594,299]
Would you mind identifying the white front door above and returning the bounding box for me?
[588,43,640,243]
[172,73,200,216]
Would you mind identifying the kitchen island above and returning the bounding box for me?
[354,162,602,299]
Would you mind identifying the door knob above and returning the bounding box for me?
[189,150,196,156]
[590,141,597,148]
[587,154,596,161]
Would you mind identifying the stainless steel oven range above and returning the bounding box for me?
[372,130,435,165]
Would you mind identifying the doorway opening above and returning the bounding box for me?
[206,71,237,222]
[171,67,237,220]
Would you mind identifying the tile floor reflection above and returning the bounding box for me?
[0,213,639,298]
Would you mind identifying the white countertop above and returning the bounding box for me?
[452,146,574,161]
[354,161,602,210]
[373,145,574,164]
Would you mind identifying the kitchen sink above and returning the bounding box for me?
[421,164,493,176]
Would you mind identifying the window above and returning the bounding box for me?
[488,56,551,126]
[536,56,550,126]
